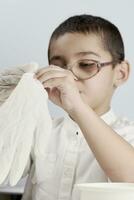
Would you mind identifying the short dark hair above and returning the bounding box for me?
[48,14,125,64]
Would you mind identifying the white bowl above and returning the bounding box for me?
[75,183,134,200]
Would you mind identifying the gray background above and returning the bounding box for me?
[0,0,134,119]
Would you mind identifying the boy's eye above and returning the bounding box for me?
[78,61,97,70]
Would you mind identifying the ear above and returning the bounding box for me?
[113,60,130,88]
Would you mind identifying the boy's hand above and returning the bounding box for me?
[35,65,84,114]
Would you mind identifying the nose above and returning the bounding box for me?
[65,63,74,76]
[65,62,79,81]
[66,62,72,70]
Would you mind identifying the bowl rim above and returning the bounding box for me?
[75,183,134,193]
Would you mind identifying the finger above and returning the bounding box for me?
[39,70,78,83]
[39,71,67,83]
[42,76,65,89]
[35,67,49,78]
[35,65,65,78]
[36,66,78,81]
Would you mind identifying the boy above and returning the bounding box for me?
[34,14,134,199]
[1,14,134,200]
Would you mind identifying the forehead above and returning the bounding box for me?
[49,33,112,60]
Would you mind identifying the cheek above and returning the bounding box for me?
[82,75,114,102]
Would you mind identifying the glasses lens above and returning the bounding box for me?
[72,60,98,79]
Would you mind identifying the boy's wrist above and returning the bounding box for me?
[69,100,92,121]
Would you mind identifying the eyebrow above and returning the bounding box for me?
[49,51,100,62]
[75,51,100,57]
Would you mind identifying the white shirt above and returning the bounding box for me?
[23,108,134,200]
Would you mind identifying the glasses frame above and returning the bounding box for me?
[67,59,117,80]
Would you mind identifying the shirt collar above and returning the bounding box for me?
[64,107,117,133]
[100,108,117,125]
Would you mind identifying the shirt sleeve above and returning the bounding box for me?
[115,119,134,146]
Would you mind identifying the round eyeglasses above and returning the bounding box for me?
[66,59,117,80]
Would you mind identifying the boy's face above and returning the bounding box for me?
[49,33,117,115]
